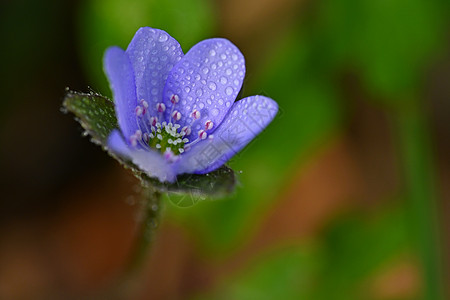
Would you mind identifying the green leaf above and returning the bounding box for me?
[147,165,236,206]
[62,90,118,145]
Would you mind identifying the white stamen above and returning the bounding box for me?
[156,102,166,112]
[135,106,143,116]
[191,109,201,120]
[140,99,149,108]
[149,116,158,126]
[130,135,138,147]
[172,110,181,121]
[170,94,179,104]
[181,126,191,136]
[205,120,214,130]
[198,130,208,140]
[134,130,142,139]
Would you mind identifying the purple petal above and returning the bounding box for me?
[104,47,139,139]
[108,130,177,182]
[126,27,184,116]
[163,38,245,140]
[175,95,278,174]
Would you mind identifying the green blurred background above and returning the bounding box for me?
[0,0,449,299]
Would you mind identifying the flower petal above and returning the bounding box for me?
[175,95,278,174]
[108,130,177,182]
[126,27,184,116]
[104,47,139,139]
[163,38,245,140]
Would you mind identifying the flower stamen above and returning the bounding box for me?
[191,109,201,120]
[205,120,214,130]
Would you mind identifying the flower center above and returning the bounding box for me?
[132,94,216,160]
[147,122,187,155]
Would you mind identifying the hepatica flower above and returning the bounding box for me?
[102,27,277,183]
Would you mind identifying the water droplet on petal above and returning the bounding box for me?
[159,33,168,42]
[220,77,227,84]
[225,87,234,95]
[208,82,217,91]
[211,108,219,116]
[209,49,216,56]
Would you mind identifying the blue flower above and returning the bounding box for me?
[105,27,278,182]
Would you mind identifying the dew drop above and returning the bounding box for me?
[226,68,232,75]
[196,88,203,96]
[159,33,168,42]
[208,82,217,91]
[202,67,209,74]
[226,101,231,107]
[220,53,227,60]
[209,49,216,56]
[184,86,191,93]
[211,108,219,116]
[199,102,205,109]
[225,87,234,95]
[220,77,227,84]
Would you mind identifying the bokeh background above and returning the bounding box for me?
[0,0,449,299]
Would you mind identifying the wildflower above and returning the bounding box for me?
[105,27,278,182]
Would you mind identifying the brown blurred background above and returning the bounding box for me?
[0,0,449,299]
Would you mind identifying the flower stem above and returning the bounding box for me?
[112,185,162,300]
[395,100,444,300]
[127,186,162,275]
